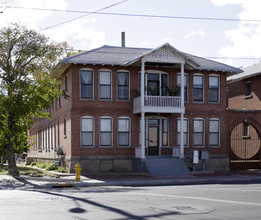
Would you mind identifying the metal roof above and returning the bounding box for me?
[60,44,242,73]
[227,62,261,82]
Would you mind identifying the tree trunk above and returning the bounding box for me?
[7,113,19,176]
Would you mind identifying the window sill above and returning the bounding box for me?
[79,98,95,101]
[244,95,253,99]
[80,146,95,149]
[208,145,221,148]
[99,146,113,148]
[208,102,221,104]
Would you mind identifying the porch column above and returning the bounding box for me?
[140,59,146,159]
[180,62,185,158]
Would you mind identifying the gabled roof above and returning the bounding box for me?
[60,44,242,74]
[227,62,261,83]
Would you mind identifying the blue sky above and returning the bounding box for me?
[1,0,261,68]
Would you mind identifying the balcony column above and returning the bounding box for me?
[180,62,185,158]
[140,59,146,159]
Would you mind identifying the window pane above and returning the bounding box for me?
[81,118,93,131]
[161,74,168,96]
[100,133,111,146]
[118,119,129,132]
[117,72,128,85]
[147,73,159,80]
[81,133,93,146]
[162,119,168,132]
[118,86,129,99]
[194,120,203,132]
[193,133,203,146]
[100,85,111,99]
[210,120,219,132]
[193,88,203,101]
[209,133,219,145]
[118,133,129,146]
[209,89,218,102]
[81,70,93,84]
[100,71,111,84]
[193,75,203,87]
[100,119,111,131]
[209,76,219,88]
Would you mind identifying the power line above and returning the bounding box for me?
[4,5,261,23]
[39,0,128,31]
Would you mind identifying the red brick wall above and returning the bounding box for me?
[67,64,230,157]
[228,75,261,110]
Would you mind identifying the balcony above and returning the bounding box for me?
[133,95,184,114]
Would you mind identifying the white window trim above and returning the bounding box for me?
[80,116,95,148]
[208,74,220,103]
[209,118,220,147]
[117,70,130,101]
[99,116,113,147]
[193,73,204,103]
[99,69,112,100]
[193,118,205,147]
[79,68,94,100]
[117,116,131,147]
[177,117,189,147]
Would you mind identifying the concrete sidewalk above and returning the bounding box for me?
[1,171,261,189]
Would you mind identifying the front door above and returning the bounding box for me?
[148,119,159,155]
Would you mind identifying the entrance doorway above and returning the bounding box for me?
[148,119,159,155]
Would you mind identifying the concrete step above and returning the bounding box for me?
[144,157,190,176]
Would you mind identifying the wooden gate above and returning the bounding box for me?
[230,122,261,170]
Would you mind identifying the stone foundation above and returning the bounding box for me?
[185,155,229,172]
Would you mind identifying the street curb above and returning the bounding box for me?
[45,175,261,188]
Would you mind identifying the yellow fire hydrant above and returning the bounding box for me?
[74,162,82,182]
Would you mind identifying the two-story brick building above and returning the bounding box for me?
[27,43,242,174]
[227,62,261,170]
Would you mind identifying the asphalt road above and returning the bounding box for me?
[1,183,261,219]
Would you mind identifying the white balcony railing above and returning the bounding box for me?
[133,95,184,114]
[144,95,181,107]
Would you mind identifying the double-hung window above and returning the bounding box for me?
[177,118,188,146]
[117,72,129,100]
[80,69,93,99]
[99,71,111,99]
[177,74,188,101]
[193,118,204,146]
[209,75,219,102]
[100,117,112,146]
[118,117,130,146]
[209,119,220,146]
[193,75,204,102]
[81,117,94,147]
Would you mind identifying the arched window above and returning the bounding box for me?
[118,117,130,147]
[209,118,220,146]
[80,69,93,99]
[99,69,112,99]
[81,116,94,147]
[100,117,113,146]
[193,118,205,146]
[193,74,204,102]
[209,74,220,103]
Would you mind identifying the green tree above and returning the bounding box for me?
[0,23,70,175]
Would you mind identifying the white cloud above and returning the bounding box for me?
[184,30,206,40]
[211,0,261,66]
[44,20,107,50]
[0,0,67,28]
